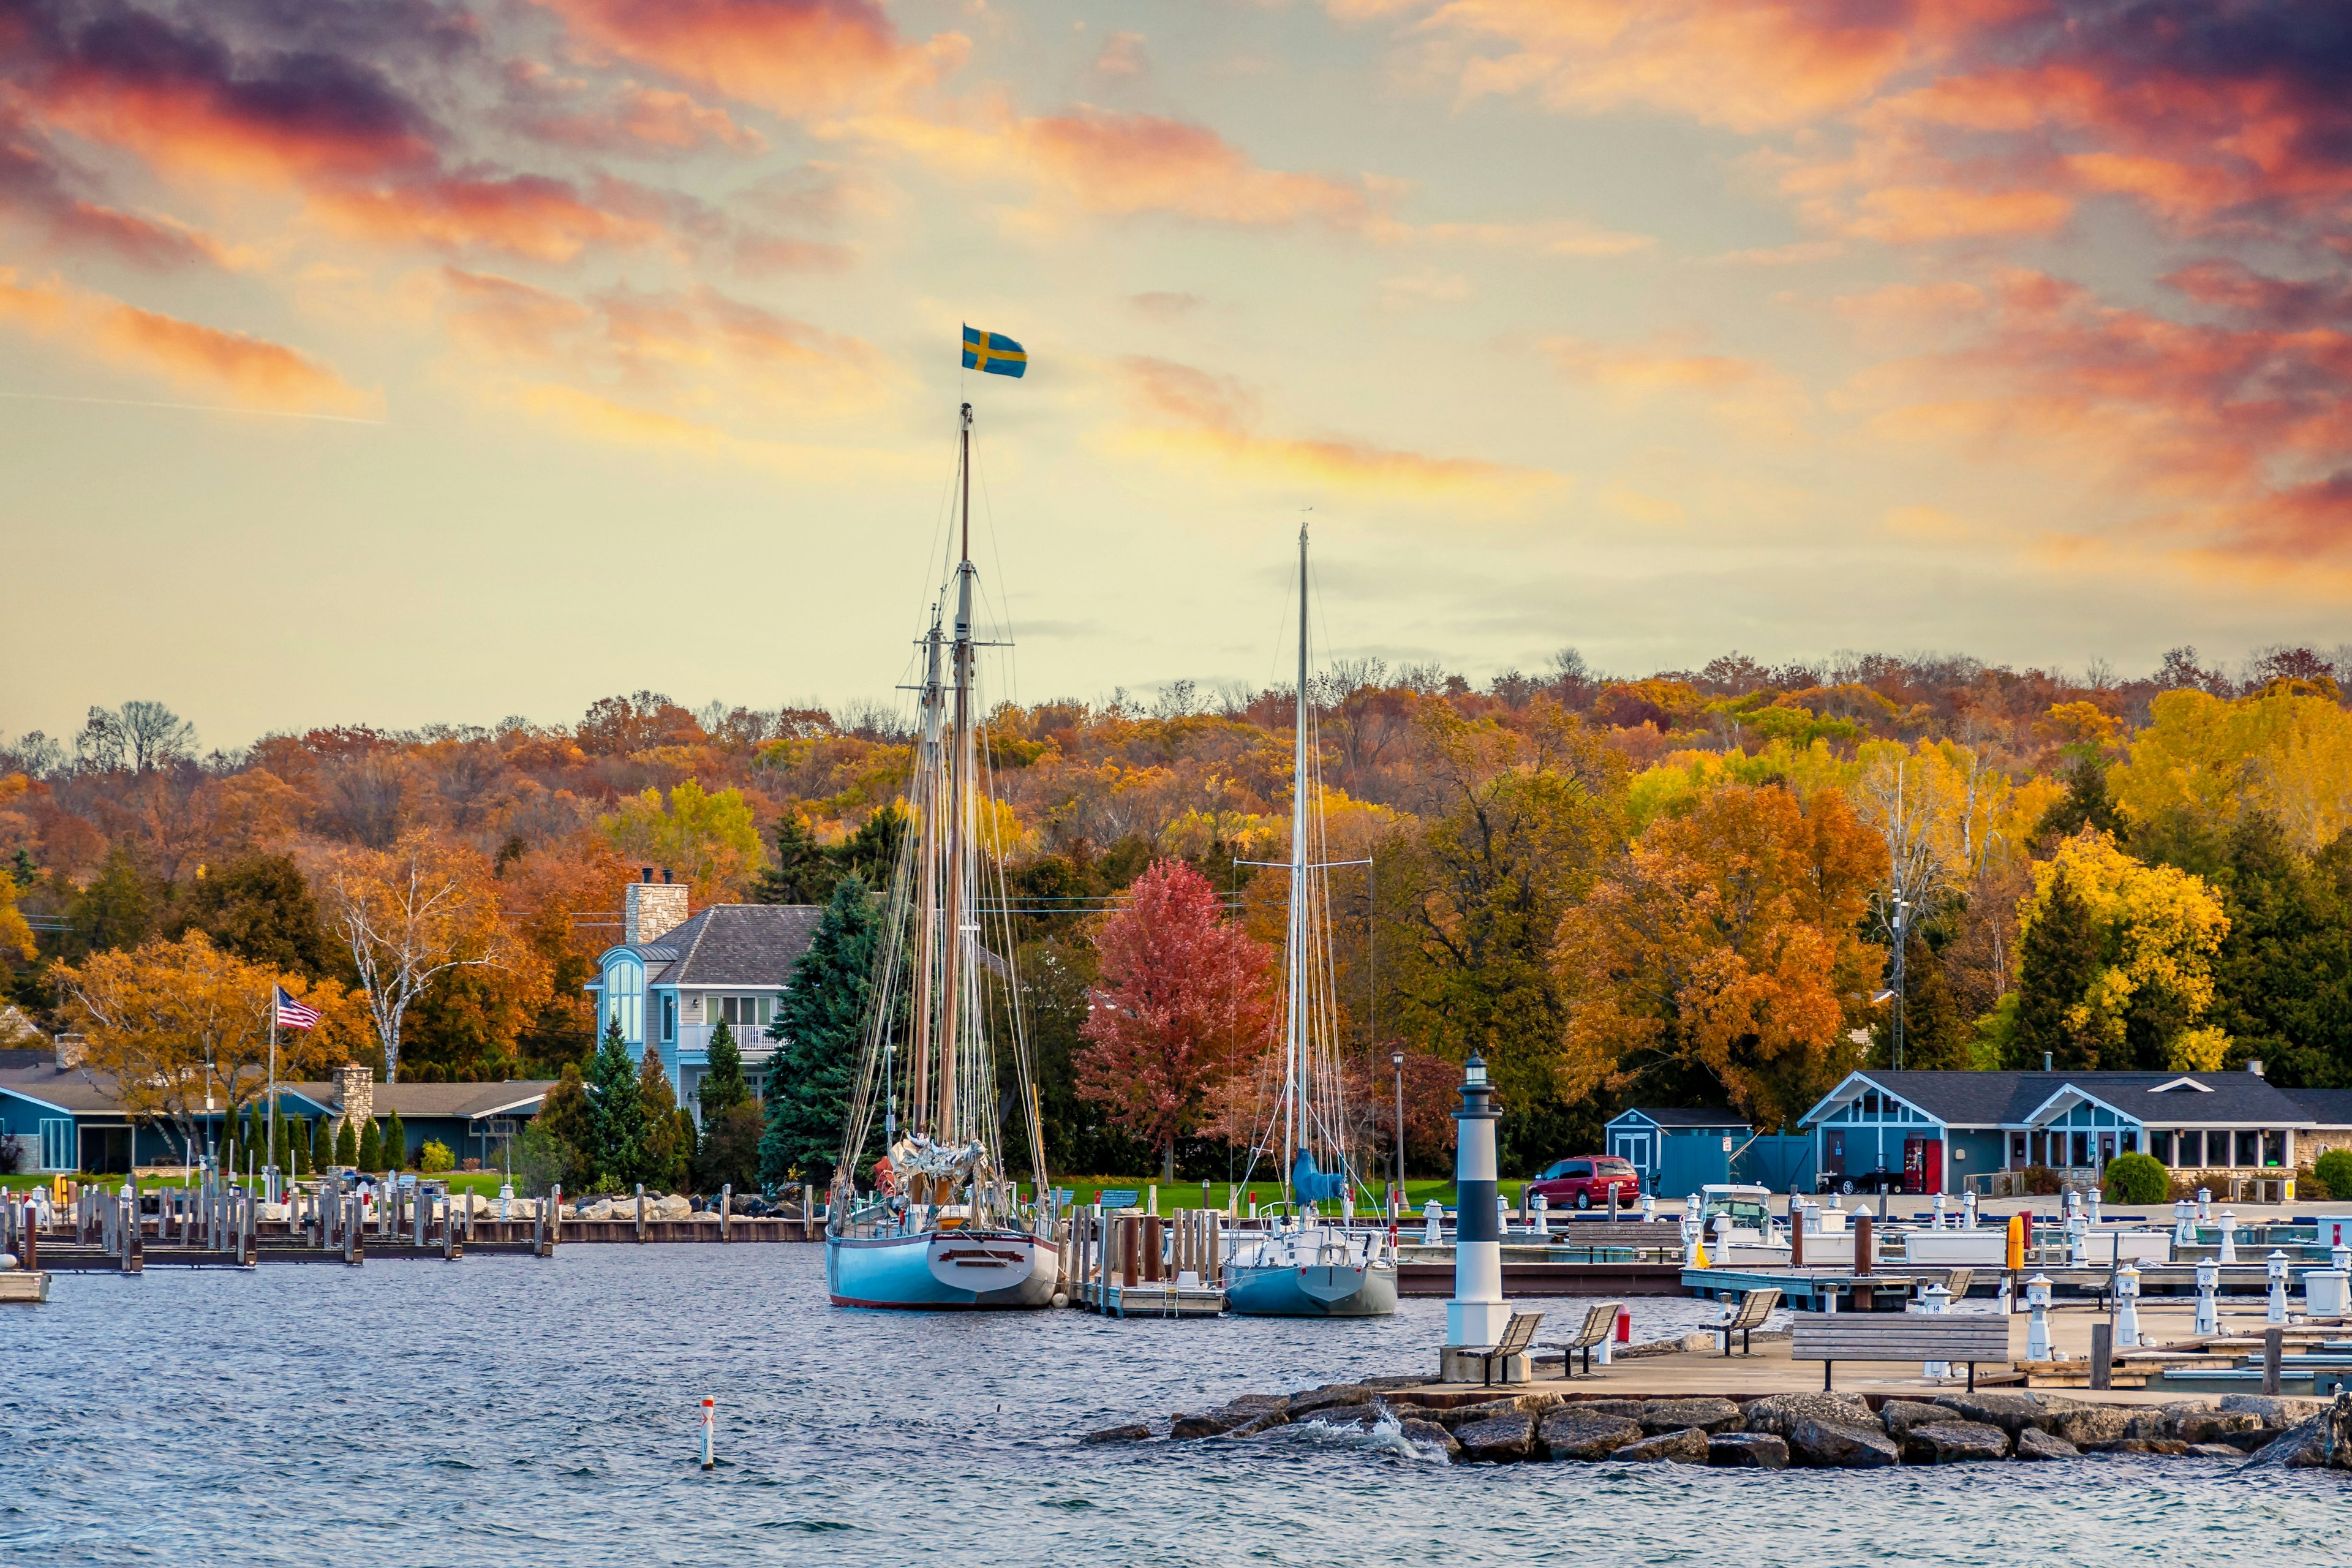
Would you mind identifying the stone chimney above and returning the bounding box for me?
[54,1033,86,1071]
[336,1061,375,1129]
[625,867,690,945]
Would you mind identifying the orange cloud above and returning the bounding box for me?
[0,270,374,415]
[533,0,965,117]
[1543,333,1811,439]
[522,85,769,155]
[1115,354,1555,501]
[312,176,668,263]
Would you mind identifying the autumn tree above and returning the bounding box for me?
[322,829,510,1081]
[54,932,363,1159]
[601,778,764,899]
[1555,783,1884,1131]
[1078,859,1275,1180]
[170,853,335,976]
[2109,687,2352,851]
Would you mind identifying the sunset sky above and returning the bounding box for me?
[4,0,2348,748]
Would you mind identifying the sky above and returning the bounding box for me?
[2,0,2348,750]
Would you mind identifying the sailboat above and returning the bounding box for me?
[825,402,1060,1311]
[1222,525,1400,1318]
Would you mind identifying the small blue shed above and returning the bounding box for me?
[1604,1107,1751,1194]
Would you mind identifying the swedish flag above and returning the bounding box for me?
[962,325,1027,379]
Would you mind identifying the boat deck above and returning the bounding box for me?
[1078,1279,1226,1317]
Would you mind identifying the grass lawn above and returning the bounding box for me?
[1044,1177,1556,1210]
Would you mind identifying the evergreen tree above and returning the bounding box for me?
[761,873,886,1189]
[536,1061,597,1192]
[2200,814,2352,1086]
[2010,868,2105,1069]
[635,1046,688,1192]
[309,1116,331,1173]
[1880,933,1967,1071]
[697,1020,750,1119]
[335,1116,358,1167]
[66,843,156,957]
[2030,757,2125,856]
[586,1017,646,1191]
[170,853,334,976]
[830,804,908,889]
[384,1109,408,1169]
[358,1118,383,1170]
[752,812,833,905]
[697,1101,766,1194]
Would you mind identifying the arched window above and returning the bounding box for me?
[606,955,644,1046]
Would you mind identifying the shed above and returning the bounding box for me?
[1604,1107,1751,1193]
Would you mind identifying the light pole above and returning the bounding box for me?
[1392,1050,1406,1197]
[1890,896,1910,1071]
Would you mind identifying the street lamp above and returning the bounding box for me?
[1890,896,1910,1071]
[1392,1050,1406,1199]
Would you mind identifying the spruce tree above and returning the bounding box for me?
[384,1109,408,1170]
[335,1116,358,1167]
[635,1046,685,1192]
[358,1118,383,1170]
[311,1116,332,1172]
[752,813,834,905]
[761,873,888,1189]
[586,1017,646,1192]
[536,1062,595,1191]
[2012,867,2105,1069]
[697,1020,750,1120]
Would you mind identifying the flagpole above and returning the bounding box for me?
[267,986,278,1197]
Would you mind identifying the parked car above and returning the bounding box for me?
[1528,1155,1640,1210]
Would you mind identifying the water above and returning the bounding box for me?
[4,1248,2345,1565]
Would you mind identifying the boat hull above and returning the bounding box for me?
[1223,1260,1399,1317]
[827,1229,1061,1310]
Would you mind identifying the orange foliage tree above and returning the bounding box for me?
[1078,859,1275,1179]
[1555,784,1885,1131]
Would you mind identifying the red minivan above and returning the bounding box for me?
[1529,1155,1640,1209]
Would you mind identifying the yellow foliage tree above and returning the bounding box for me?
[2018,831,2231,1070]
[322,830,511,1082]
[0,867,34,965]
[601,777,765,897]
[2109,687,2352,850]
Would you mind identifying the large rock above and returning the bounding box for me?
[1170,1411,1240,1441]
[1708,1433,1790,1469]
[1575,1400,1649,1421]
[1612,1427,1711,1464]
[1289,1384,1371,1419]
[651,1194,692,1219]
[2013,1429,2081,1461]
[1540,1410,1645,1461]
[1743,1392,1876,1438]
[2091,1438,2188,1455]
[1876,1400,1951,1440]
[1398,1419,1461,1460]
[1430,1393,1562,1430]
[1788,1418,1901,1469]
[1081,1423,1152,1444]
[1641,1397,1743,1435]
[2239,1401,2352,1471]
[1931,1390,2074,1438]
[2174,1410,2266,1446]
[2049,1403,2132,1449]
[2185,1442,2250,1459]
[1228,1410,1290,1437]
[2218,1394,2324,1427]
[1901,1421,2010,1463]
[1455,1412,1538,1463]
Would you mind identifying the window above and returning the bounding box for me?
[606,956,644,1045]
[2011,1133,2027,1163]
[2071,1131,2090,1167]
[662,993,676,1044]
[718,995,772,1028]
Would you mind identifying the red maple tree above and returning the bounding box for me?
[1078,859,1276,1179]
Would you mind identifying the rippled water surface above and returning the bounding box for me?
[4,1246,2348,1566]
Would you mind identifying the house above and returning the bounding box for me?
[583,868,823,1117]
[0,1045,554,1175]
[1796,1063,2352,1195]
[1603,1107,1751,1193]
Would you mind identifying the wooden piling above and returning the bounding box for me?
[2264,1327,2283,1395]
[2089,1322,2113,1390]
[635,1183,646,1243]
[721,1185,732,1243]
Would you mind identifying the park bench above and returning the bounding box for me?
[1791,1311,2013,1392]
[1535,1300,1623,1378]
[1468,1310,1545,1387]
[1715,1287,1782,1357]
[1096,1189,1140,1212]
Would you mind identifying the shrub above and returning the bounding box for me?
[385,1109,408,1170]
[311,1117,332,1172]
[334,1117,358,1166]
[2103,1152,2168,1204]
[2021,1164,2063,1196]
[358,1118,383,1170]
[2314,1150,2352,1202]
[418,1140,454,1174]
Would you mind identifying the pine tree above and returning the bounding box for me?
[335,1116,358,1166]
[697,1020,750,1120]
[761,873,887,1189]
[2012,867,2105,1069]
[536,1062,596,1192]
[1886,933,1968,1071]
[635,1046,687,1192]
[586,1017,646,1191]
[384,1109,408,1170]
[752,813,834,905]
[310,1116,331,1174]
[358,1118,383,1170]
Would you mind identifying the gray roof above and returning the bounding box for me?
[644,904,823,987]
[1611,1106,1750,1129]
[0,1066,551,1121]
[0,1065,132,1114]
[2282,1087,2352,1129]
[1810,1069,2321,1128]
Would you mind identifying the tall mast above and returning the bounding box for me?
[910,607,944,1137]
[1287,523,1308,1182]
[938,402,973,1145]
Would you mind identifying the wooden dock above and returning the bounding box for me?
[1078,1278,1227,1317]
[1398,1260,1684,1297]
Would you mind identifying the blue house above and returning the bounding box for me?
[1798,1066,2352,1195]
[584,870,823,1117]
[1603,1107,1751,1193]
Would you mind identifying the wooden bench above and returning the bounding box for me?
[1536,1300,1623,1378]
[1716,1287,1781,1357]
[1469,1310,1545,1387]
[1790,1311,2013,1392]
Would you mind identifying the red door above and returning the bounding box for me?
[1923,1140,1945,1195]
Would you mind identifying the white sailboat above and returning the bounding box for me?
[826,402,1059,1311]
[1223,525,1398,1318]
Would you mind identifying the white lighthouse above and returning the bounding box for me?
[1445,1052,1509,1351]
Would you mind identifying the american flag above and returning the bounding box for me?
[274,986,321,1030]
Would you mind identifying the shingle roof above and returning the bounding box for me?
[1613,1106,1750,1128]
[0,1068,552,1121]
[647,903,823,986]
[0,1065,126,1114]
[1814,1069,2319,1128]
[2281,1087,2352,1129]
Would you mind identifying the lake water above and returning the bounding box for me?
[4,1246,2347,1565]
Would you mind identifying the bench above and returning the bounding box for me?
[1096,1189,1140,1212]
[1716,1287,1781,1357]
[1469,1310,1545,1387]
[1790,1311,2013,1392]
[1536,1300,1623,1378]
